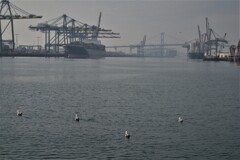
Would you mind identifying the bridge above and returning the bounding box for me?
[106,33,189,56]
[106,43,185,49]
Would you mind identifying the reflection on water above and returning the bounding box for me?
[0,57,239,159]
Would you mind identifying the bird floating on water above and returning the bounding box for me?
[17,110,22,116]
[75,114,79,121]
[125,131,130,139]
[178,116,183,123]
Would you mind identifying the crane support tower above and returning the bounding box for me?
[0,0,42,53]
[29,12,120,53]
[137,35,146,56]
[160,32,165,55]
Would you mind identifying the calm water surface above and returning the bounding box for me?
[0,57,239,159]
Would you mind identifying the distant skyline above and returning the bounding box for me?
[2,0,239,50]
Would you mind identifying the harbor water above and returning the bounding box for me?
[0,57,239,159]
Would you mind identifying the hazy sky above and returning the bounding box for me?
[3,0,239,48]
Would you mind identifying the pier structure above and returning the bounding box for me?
[29,13,120,54]
[0,0,42,53]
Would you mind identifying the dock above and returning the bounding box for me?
[0,52,67,58]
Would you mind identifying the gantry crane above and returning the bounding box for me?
[0,0,42,53]
[183,17,228,57]
[203,17,228,55]
[29,12,120,53]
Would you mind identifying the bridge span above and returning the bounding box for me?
[106,43,185,48]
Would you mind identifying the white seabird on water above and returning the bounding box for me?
[75,114,79,121]
[125,131,130,139]
[17,110,22,116]
[178,116,183,123]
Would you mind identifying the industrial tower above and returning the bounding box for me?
[0,0,42,53]
[29,13,120,53]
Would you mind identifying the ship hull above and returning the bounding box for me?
[64,44,106,58]
[188,52,205,59]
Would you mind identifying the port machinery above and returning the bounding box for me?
[199,17,228,56]
[183,17,228,59]
[0,0,42,53]
[29,12,120,53]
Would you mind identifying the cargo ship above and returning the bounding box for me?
[188,52,205,59]
[64,39,106,58]
[63,12,119,58]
